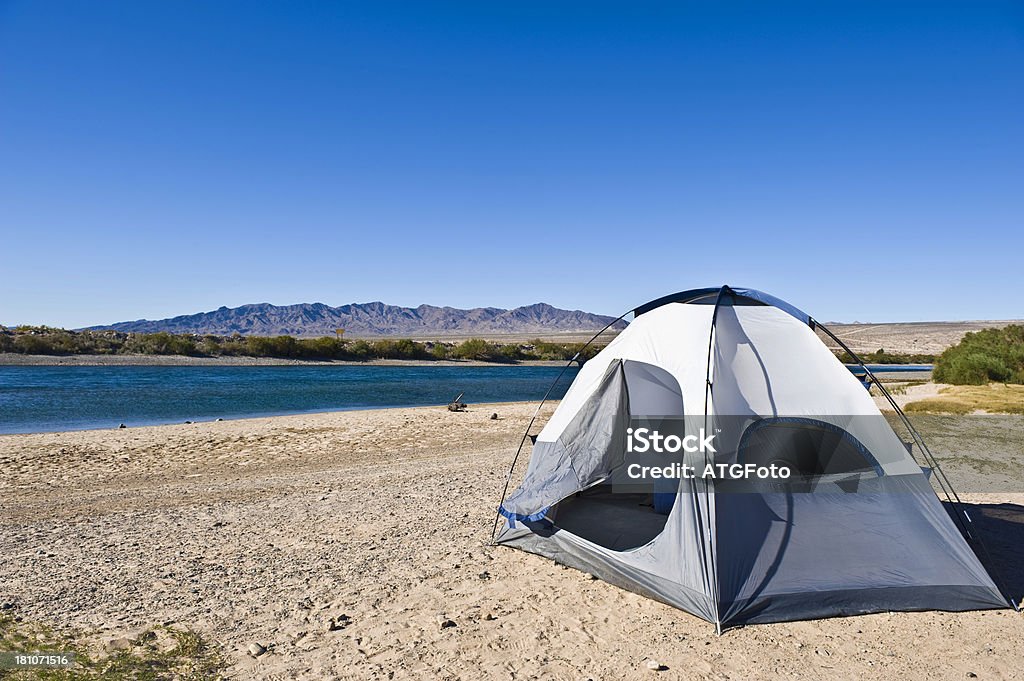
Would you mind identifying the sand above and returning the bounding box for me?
[818,320,1024,355]
[2,403,1022,679]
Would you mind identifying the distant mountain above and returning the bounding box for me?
[87,302,627,337]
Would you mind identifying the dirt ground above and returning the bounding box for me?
[1,403,1022,679]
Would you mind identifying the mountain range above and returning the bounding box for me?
[87,302,627,338]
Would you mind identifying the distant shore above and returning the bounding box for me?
[0,352,569,367]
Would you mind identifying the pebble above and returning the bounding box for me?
[105,637,133,652]
[248,642,267,657]
[327,614,351,631]
[436,616,457,629]
[483,613,497,621]
[490,413,498,420]
[645,659,665,672]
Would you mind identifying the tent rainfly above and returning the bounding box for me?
[494,286,1012,631]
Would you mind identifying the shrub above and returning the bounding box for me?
[244,335,299,357]
[933,325,1024,385]
[13,334,55,354]
[199,335,223,356]
[0,326,610,365]
[833,349,935,365]
[394,338,428,360]
[347,340,372,360]
[453,338,493,361]
[499,343,524,361]
[219,335,248,356]
[370,339,400,359]
[298,336,346,359]
[526,339,602,362]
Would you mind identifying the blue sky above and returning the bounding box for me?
[1,1,1022,327]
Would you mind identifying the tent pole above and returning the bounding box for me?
[813,321,968,521]
[489,311,631,542]
[814,319,1017,609]
[702,285,730,629]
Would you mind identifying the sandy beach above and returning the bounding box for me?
[2,402,1022,679]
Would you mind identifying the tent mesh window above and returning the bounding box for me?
[736,418,880,477]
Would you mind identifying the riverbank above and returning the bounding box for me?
[0,353,569,367]
[1,403,1022,679]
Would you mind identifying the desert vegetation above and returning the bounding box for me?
[832,348,935,365]
[0,612,225,680]
[932,325,1024,385]
[0,327,602,364]
[905,384,1024,415]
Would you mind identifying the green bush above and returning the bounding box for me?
[345,340,370,359]
[526,339,601,362]
[123,332,199,356]
[13,334,55,354]
[198,335,223,356]
[219,334,248,356]
[395,338,428,359]
[933,325,1024,385]
[499,343,524,361]
[244,335,299,358]
[453,338,493,361]
[298,336,347,359]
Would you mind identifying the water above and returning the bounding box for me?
[848,364,933,374]
[0,363,933,435]
[0,365,580,434]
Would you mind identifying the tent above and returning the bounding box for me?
[493,286,1011,630]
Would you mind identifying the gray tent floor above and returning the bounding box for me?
[552,489,670,551]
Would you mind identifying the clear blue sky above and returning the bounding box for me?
[1,1,1022,328]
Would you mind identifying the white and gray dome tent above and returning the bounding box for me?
[493,286,1012,631]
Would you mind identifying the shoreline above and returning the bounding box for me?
[0,398,534,434]
[0,352,569,367]
[0,400,545,437]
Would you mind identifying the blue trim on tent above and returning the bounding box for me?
[498,505,551,528]
[633,286,812,327]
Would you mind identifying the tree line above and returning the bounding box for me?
[0,327,603,363]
